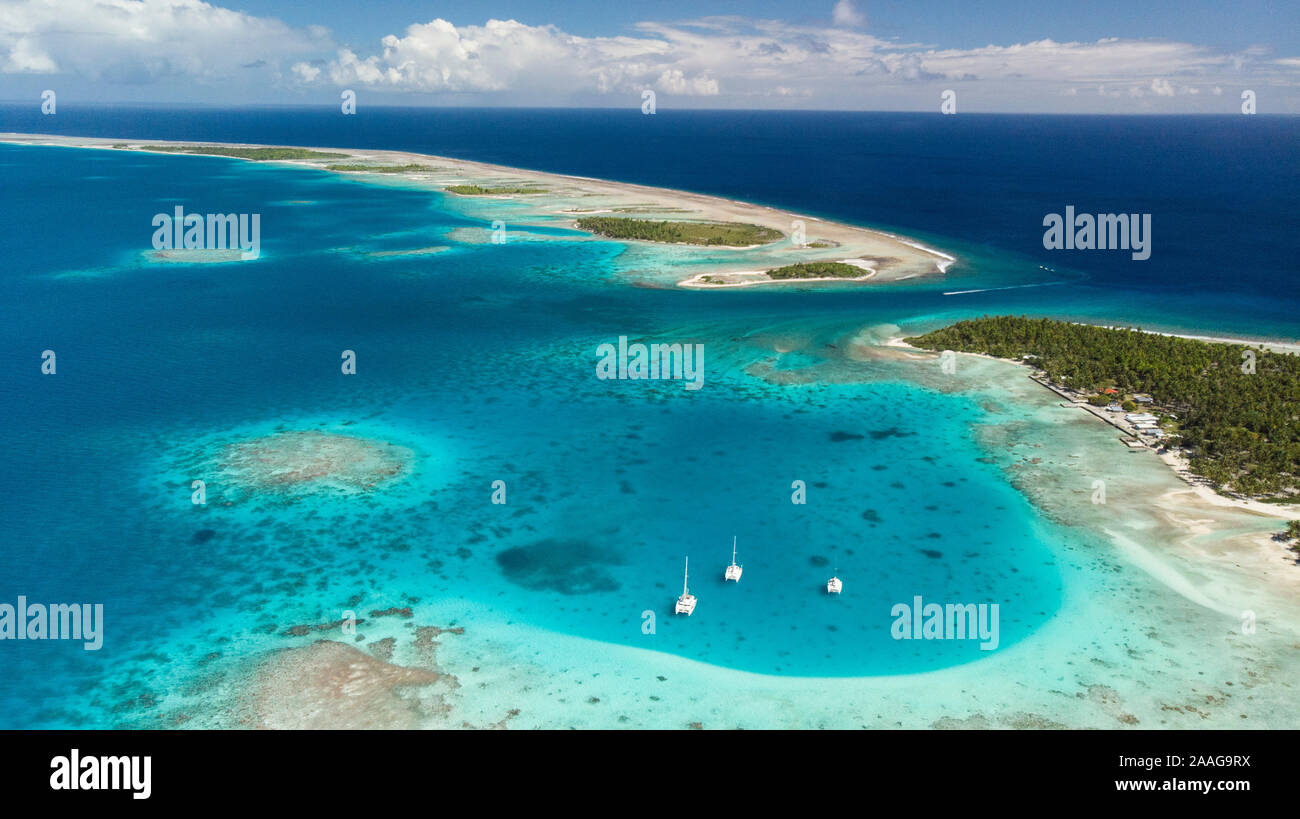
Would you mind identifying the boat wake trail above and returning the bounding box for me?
[943,281,1070,296]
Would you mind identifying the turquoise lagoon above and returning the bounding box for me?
[0,143,1272,728]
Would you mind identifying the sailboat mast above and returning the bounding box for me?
[683,556,689,595]
[731,536,737,564]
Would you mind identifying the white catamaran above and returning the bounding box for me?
[675,556,697,615]
[826,568,843,595]
[724,536,743,582]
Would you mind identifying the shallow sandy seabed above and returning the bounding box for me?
[144,249,256,264]
[422,348,1299,729]
[141,343,1299,731]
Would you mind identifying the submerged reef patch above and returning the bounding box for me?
[237,639,447,730]
[495,538,625,595]
[216,430,412,497]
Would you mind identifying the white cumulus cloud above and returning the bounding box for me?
[1150,77,1175,96]
[298,17,720,97]
[0,1,1296,111]
[0,0,328,81]
[832,0,867,28]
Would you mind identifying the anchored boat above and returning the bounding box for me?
[675,556,697,615]
[827,569,842,595]
[724,536,743,582]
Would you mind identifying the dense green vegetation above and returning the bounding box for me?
[575,217,782,246]
[326,163,433,173]
[906,316,1300,498]
[765,261,867,280]
[444,184,545,195]
[141,145,349,160]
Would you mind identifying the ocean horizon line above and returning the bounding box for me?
[3,101,1299,117]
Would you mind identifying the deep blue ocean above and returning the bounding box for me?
[4,105,1297,338]
[0,107,1296,727]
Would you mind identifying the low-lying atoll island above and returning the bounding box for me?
[445,184,547,195]
[2,134,957,289]
[140,145,349,160]
[906,316,1300,501]
[767,261,875,279]
[765,261,874,279]
[683,260,882,287]
[574,216,783,247]
[327,163,435,173]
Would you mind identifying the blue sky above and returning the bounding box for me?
[229,0,1300,54]
[2,0,1298,112]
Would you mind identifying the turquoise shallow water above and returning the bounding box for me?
[0,142,1267,727]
